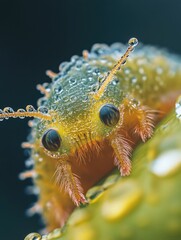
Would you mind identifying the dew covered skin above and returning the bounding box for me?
[175,95,181,119]
[37,44,181,124]
[31,44,181,155]
[20,41,181,233]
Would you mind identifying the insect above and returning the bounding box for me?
[1,38,181,232]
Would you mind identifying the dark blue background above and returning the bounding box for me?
[0,0,181,239]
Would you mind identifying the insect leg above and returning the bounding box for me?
[55,160,87,206]
[120,98,156,142]
[111,135,132,176]
[110,97,156,176]
[133,107,155,142]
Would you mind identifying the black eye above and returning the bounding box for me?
[99,104,120,127]
[41,129,61,152]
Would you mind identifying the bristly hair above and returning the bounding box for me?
[72,132,103,164]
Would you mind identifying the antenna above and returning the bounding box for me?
[94,38,138,99]
[0,105,51,121]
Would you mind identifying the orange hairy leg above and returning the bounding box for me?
[110,98,156,176]
[55,158,86,206]
[111,136,132,176]
[32,141,115,230]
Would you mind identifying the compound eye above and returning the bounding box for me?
[41,129,61,152]
[99,104,120,127]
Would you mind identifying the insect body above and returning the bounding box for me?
[1,38,181,231]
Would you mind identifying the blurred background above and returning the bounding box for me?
[0,0,181,239]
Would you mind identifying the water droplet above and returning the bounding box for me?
[71,55,79,62]
[42,82,51,93]
[91,43,109,55]
[0,109,4,121]
[122,59,126,65]
[81,78,87,83]
[59,61,68,70]
[93,68,100,76]
[53,94,60,102]
[26,203,41,217]
[124,68,130,75]
[25,186,39,195]
[82,96,89,103]
[38,106,49,114]
[2,107,12,119]
[45,201,52,210]
[38,157,43,163]
[86,186,104,203]
[52,75,60,82]
[51,104,58,110]
[62,95,69,102]
[47,228,62,239]
[101,180,142,221]
[75,60,83,69]
[156,66,163,75]
[54,85,63,93]
[142,75,147,81]
[128,38,138,47]
[24,232,42,240]
[102,174,119,189]
[175,96,181,119]
[86,65,93,73]
[3,107,14,113]
[37,97,47,107]
[17,108,25,119]
[98,74,106,83]
[70,95,77,102]
[25,158,34,167]
[26,105,36,112]
[110,42,124,52]
[131,77,137,84]
[131,99,139,107]
[111,80,118,86]
[139,67,144,74]
[100,59,107,64]
[88,76,93,82]
[69,78,77,86]
[150,150,181,177]
[137,58,146,66]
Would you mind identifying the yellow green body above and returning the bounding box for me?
[22,43,181,233]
